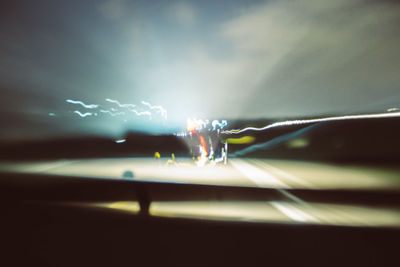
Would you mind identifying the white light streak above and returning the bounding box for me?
[115,139,126,143]
[130,109,152,117]
[66,99,99,109]
[65,98,165,121]
[141,101,167,119]
[223,112,400,134]
[100,110,126,116]
[73,111,93,117]
[105,98,136,108]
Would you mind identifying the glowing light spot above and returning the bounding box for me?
[186,118,208,131]
[212,120,228,130]
[115,139,126,143]
[186,118,197,132]
[66,99,99,109]
[48,112,56,116]
[286,138,309,148]
[387,107,399,112]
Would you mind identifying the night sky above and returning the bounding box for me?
[1,0,400,140]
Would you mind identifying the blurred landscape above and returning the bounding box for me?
[1,116,399,166]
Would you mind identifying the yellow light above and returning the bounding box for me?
[225,136,255,144]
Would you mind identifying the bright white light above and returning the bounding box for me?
[212,120,228,130]
[115,139,126,143]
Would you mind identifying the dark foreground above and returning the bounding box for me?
[1,166,399,267]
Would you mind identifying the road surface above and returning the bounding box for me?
[1,157,400,228]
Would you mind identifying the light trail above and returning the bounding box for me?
[223,111,400,134]
[105,98,136,109]
[141,101,167,119]
[100,110,126,116]
[105,99,162,118]
[66,99,99,109]
[73,111,93,117]
[103,99,151,118]
[130,109,152,117]
[65,98,165,120]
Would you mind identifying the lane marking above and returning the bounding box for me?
[277,189,306,205]
[271,202,317,222]
[253,159,315,189]
[231,158,320,223]
[230,159,289,188]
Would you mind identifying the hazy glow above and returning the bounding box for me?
[2,0,400,138]
[186,118,209,131]
[287,138,309,148]
[115,139,126,143]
